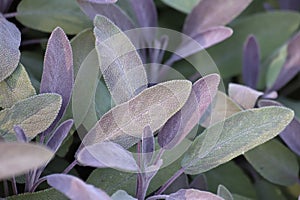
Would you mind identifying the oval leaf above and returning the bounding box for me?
[111,190,137,200]
[16,0,91,34]
[47,174,111,200]
[244,139,299,186]
[183,0,252,37]
[167,189,223,200]
[0,63,36,108]
[161,0,201,14]
[77,141,138,172]
[0,15,21,82]
[0,142,53,180]
[0,94,62,141]
[82,80,192,149]
[217,185,234,200]
[182,106,294,174]
[94,15,148,104]
[159,74,220,149]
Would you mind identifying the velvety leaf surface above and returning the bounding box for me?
[111,190,137,200]
[159,74,220,149]
[167,189,223,200]
[16,0,92,34]
[94,15,147,104]
[40,27,74,126]
[228,83,263,109]
[258,99,300,156]
[217,185,233,200]
[161,0,201,13]
[0,63,36,108]
[47,174,111,200]
[0,142,53,180]
[77,1,135,31]
[208,12,300,78]
[0,15,21,82]
[244,139,299,186]
[82,80,192,149]
[77,142,139,172]
[269,32,300,91]
[0,94,62,141]
[166,27,233,65]
[200,91,242,128]
[7,188,67,200]
[242,35,260,88]
[47,119,74,153]
[183,0,252,37]
[70,28,95,76]
[182,107,294,174]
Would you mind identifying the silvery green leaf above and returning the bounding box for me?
[0,63,36,108]
[111,190,137,200]
[82,80,192,149]
[182,107,294,174]
[0,94,62,141]
[161,0,201,13]
[166,189,223,200]
[0,142,53,180]
[0,15,21,82]
[47,174,111,200]
[217,185,233,200]
[94,15,148,104]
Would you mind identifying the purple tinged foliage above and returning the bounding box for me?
[166,26,233,66]
[278,0,300,10]
[228,83,263,109]
[47,174,112,200]
[243,35,260,89]
[77,142,139,172]
[142,126,155,167]
[269,31,300,91]
[46,119,74,153]
[13,125,27,142]
[258,99,300,156]
[0,0,14,13]
[183,0,252,37]
[167,189,223,200]
[40,27,74,131]
[77,0,135,31]
[158,74,220,149]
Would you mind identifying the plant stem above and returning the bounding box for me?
[3,12,17,18]
[146,195,169,200]
[155,168,185,195]
[30,177,47,193]
[11,177,18,195]
[63,160,78,174]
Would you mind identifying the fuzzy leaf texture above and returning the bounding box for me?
[166,189,224,200]
[94,15,147,104]
[0,15,21,82]
[81,80,192,149]
[0,63,36,108]
[0,142,53,180]
[0,94,62,141]
[47,174,111,200]
[182,106,294,174]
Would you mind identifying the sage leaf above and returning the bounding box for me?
[0,94,62,141]
[82,80,192,149]
[0,142,53,180]
[217,185,234,200]
[111,190,136,200]
[182,107,294,174]
[0,63,36,108]
[161,0,201,14]
[94,15,148,104]
[167,189,223,200]
[0,15,21,82]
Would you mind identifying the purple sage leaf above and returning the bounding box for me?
[40,27,74,130]
[46,119,74,153]
[268,31,300,91]
[77,0,135,31]
[158,74,220,149]
[166,26,233,66]
[242,35,260,89]
[13,125,27,143]
[167,189,223,200]
[0,0,14,13]
[183,0,252,37]
[76,141,139,172]
[0,15,21,82]
[228,83,263,109]
[258,99,300,156]
[47,174,111,200]
[278,0,300,10]
[142,126,154,167]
